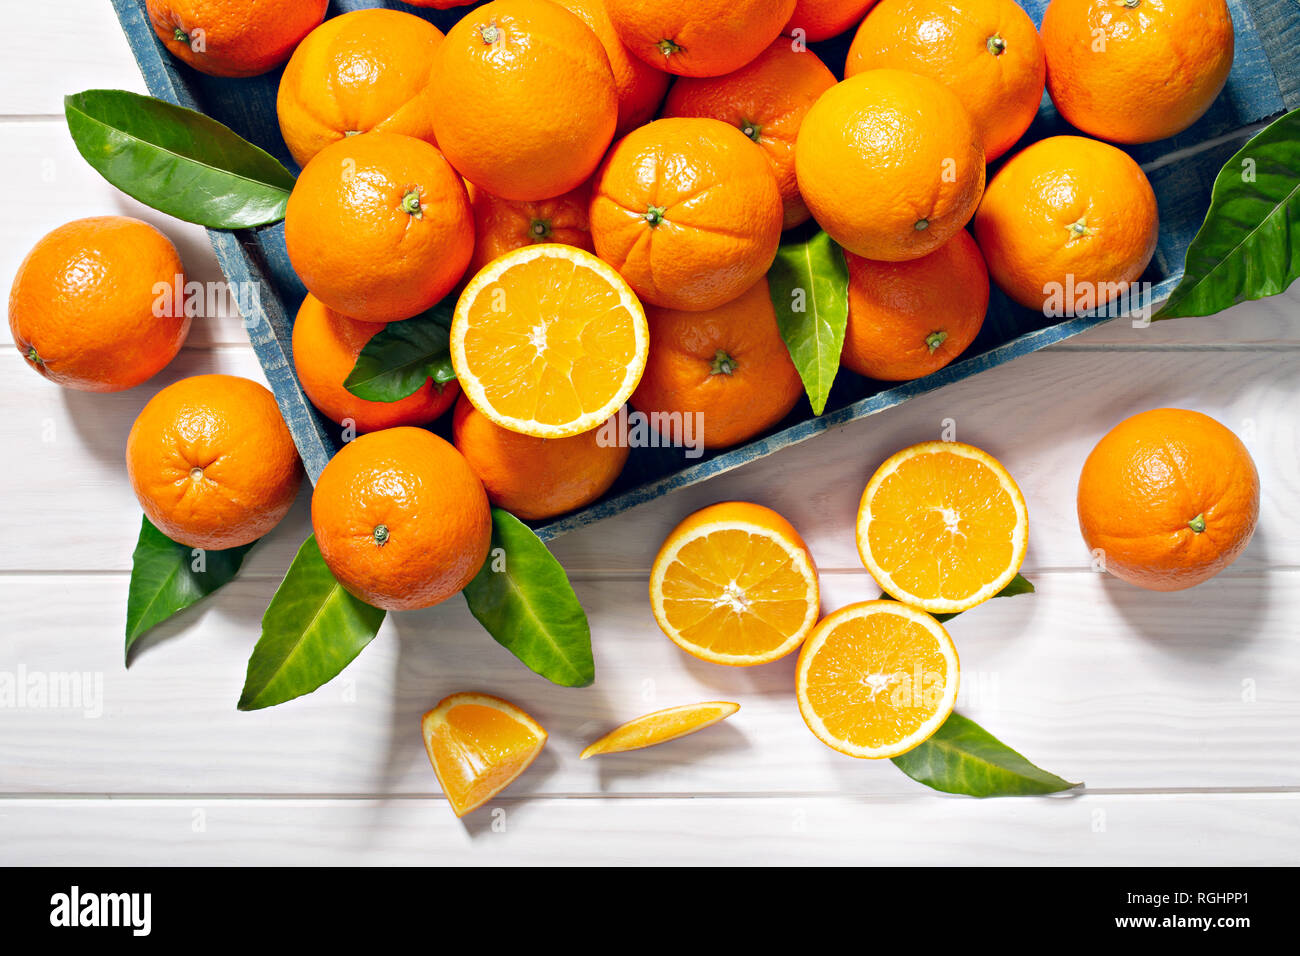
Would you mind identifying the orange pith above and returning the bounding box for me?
[451,244,648,439]
[856,441,1028,613]
[580,701,740,758]
[796,600,958,758]
[421,693,548,818]
[650,501,820,666]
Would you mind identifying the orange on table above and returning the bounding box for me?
[1042,0,1234,144]
[552,0,672,136]
[9,216,190,393]
[649,501,820,666]
[145,0,328,77]
[795,601,959,758]
[276,8,444,169]
[784,0,880,41]
[465,180,594,277]
[842,229,989,382]
[452,395,629,520]
[846,0,1046,162]
[973,135,1158,312]
[590,117,783,311]
[431,0,618,201]
[126,374,302,550]
[580,701,740,758]
[284,132,473,323]
[857,441,1028,613]
[795,70,985,262]
[661,39,836,229]
[292,295,459,435]
[450,244,649,439]
[421,693,547,818]
[630,278,803,450]
[605,0,798,76]
[311,427,491,611]
[1077,408,1260,592]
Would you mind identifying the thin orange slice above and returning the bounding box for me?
[580,701,740,758]
[856,441,1028,613]
[796,600,959,759]
[450,243,649,438]
[649,501,820,666]
[420,692,547,817]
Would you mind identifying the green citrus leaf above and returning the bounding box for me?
[343,301,456,403]
[462,509,594,687]
[65,89,295,229]
[879,572,1035,623]
[768,230,849,416]
[238,535,386,711]
[1158,108,1300,319]
[125,514,254,664]
[892,712,1081,797]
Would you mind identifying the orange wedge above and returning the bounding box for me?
[796,601,959,759]
[450,243,649,438]
[856,441,1028,613]
[580,701,740,758]
[420,692,547,818]
[649,501,820,666]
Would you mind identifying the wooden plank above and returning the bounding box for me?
[2,570,1297,796]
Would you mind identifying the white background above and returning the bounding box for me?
[0,2,1297,864]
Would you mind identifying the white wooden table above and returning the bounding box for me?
[1,3,1297,866]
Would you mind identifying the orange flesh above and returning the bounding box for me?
[422,701,545,817]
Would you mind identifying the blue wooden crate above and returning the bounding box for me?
[110,0,1300,540]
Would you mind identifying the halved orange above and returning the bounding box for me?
[856,441,1028,613]
[420,692,547,818]
[450,243,649,438]
[579,701,740,758]
[649,501,820,666]
[796,601,959,759]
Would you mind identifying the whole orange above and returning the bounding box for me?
[973,135,1157,312]
[1042,0,1234,144]
[292,294,459,435]
[846,0,1046,162]
[552,0,672,135]
[276,9,444,169]
[785,0,880,41]
[9,217,190,393]
[284,132,473,322]
[661,39,836,229]
[146,0,327,77]
[630,277,803,449]
[466,181,594,277]
[795,70,985,262]
[590,117,783,311]
[1077,409,1259,591]
[126,374,302,550]
[842,229,988,381]
[311,427,491,611]
[431,0,618,201]
[605,0,798,76]
[452,396,629,520]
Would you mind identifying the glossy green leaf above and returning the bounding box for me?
[892,712,1081,797]
[238,536,386,711]
[125,514,254,664]
[880,572,1035,623]
[343,302,456,402]
[65,89,295,229]
[1159,108,1300,319]
[462,509,594,687]
[768,230,849,415]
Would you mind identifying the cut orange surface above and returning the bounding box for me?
[856,441,1028,613]
[796,601,959,759]
[420,692,547,818]
[650,501,820,666]
[450,243,649,438]
[580,701,740,758]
